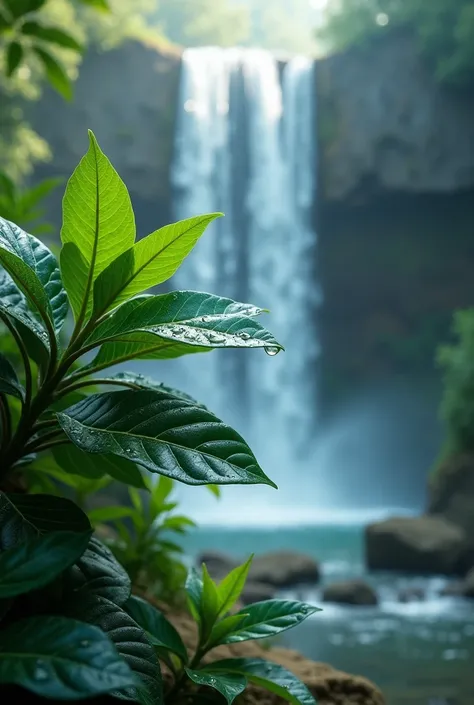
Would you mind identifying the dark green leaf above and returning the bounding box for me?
[65,594,162,704]
[104,372,208,409]
[125,595,188,663]
[4,0,47,18]
[6,42,23,77]
[0,531,91,598]
[93,214,222,316]
[0,218,68,334]
[207,658,316,705]
[0,615,137,699]
[185,669,247,704]
[0,352,24,400]
[33,46,73,100]
[216,556,253,619]
[218,601,321,644]
[65,536,131,605]
[0,268,50,354]
[21,22,82,51]
[86,292,281,353]
[60,131,135,320]
[0,492,91,550]
[52,444,147,488]
[57,390,276,488]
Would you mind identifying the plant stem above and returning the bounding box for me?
[0,394,12,447]
[56,377,141,398]
[0,312,33,412]
[24,429,64,455]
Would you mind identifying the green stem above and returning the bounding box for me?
[56,377,141,399]
[24,429,64,455]
[26,438,70,454]
[0,312,33,412]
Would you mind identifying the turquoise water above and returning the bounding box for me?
[182,525,474,705]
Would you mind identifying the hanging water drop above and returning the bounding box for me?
[264,346,280,356]
[34,661,48,681]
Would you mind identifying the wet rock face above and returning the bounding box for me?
[365,515,470,575]
[428,453,474,540]
[322,579,378,606]
[317,32,474,204]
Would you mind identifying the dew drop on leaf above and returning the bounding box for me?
[80,640,90,647]
[34,661,48,681]
[239,332,250,340]
[264,346,280,356]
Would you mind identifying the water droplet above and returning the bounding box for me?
[301,606,308,613]
[264,346,280,356]
[80,640,90,648]
[238,332,250,340]
[209,678,216,685]
[209,333,225,344]
[34,661,48,681]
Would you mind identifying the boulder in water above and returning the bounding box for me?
[323,579,378,606]
[365,515,468,574]
[197,551,237,580]
[249,551,320,588]
[240,581,277,605]
[398,586,425,603]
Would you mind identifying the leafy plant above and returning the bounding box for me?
[0,171,61,235]
[127,556,320,704]
[88,475,209,604]
[0,130,286,702]
[0,0,109,98]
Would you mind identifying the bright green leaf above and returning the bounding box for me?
[185,669,247,704]
[52,444,147,488]
[0,492,91,550]
[60,131,135,320]
[88,506,135,524]
[219,600,321,644]
[56,390,277,488]
[93,214,221,316]
[0,531,91,598]
[0,615,137,699]
[201,563,220,639]
[0,353,24,400]
[0,218,68,335]
[77,0,109,9]
[208,614,249,648]
[216,555,254,618]
[207,484,221,498]
[21,22,82,51]
[125,595,188,663]
[6,41,23,77]
[207,658,316,705]
[33,46,73,100]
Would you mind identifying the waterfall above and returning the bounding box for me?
[165,48,321,523]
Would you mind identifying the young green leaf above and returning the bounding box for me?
[0,530,91,598]
[86,291,282,354]
[125,595,188,663]
[216,556,254,618]
[21,22,83,51]
[64,536,131,606]
[207,614,250,648]
[161,515,196,533]
[88,506,136,524]
[207,484,221,497]
[56,390,277,488]
[185,567,203,623]
[52,444,147,488]
[33,46,73,100]
[93,214,222,315]
[207,658,316,705]
[0,217,68,334]
[0,492,91,550]
[6,41,23,77]
[0,615,137,699]
[60,131,135,320]
[0,353,24,400]
[201,563,220,638]
[64,593,162,705]
[185,669,247,705]
[217,600,321,644]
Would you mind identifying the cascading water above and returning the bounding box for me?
[163,47,321,523]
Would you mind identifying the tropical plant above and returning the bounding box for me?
[0,130,293,702]
[0,171,61,235]
[127,556,320,704]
